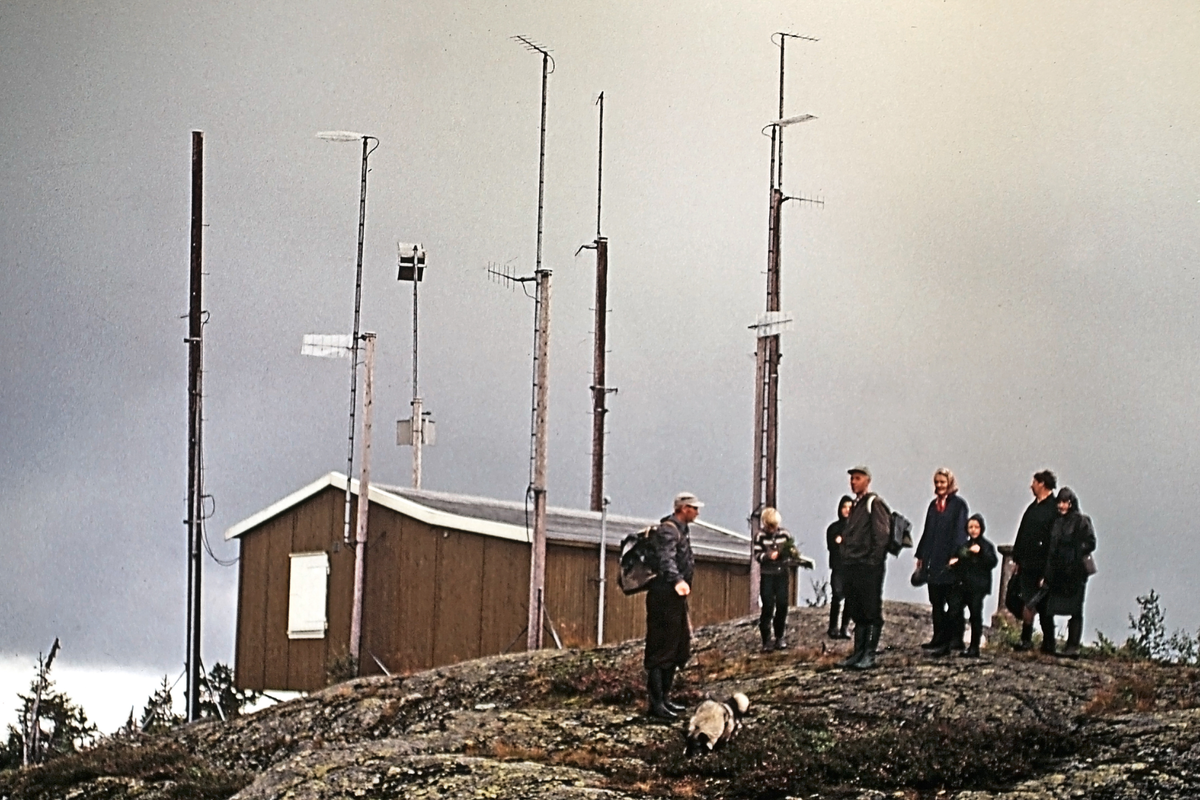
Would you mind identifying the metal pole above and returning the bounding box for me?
[597,496,609,645]
[349,333,376,665]
[342,135,373,545]
[412,272,422,489]
[186,130,203,722]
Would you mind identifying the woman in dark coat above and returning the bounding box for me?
[825,495,854,639]
[915,468,969,651]
[941,513,999,658]
[1039,486,1096,658]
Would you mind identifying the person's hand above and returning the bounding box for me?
[948,557,960,566]
[969,543,981,554]
[916,559,924,571]
[835,536,842,544]
[675,581,691,596]
[1012,563,1020,575]
[769,551,779,560]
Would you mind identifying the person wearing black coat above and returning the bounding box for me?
[644,492,700,719]
[1039,487,1096,658]
[936,513,999,658]
[1010,470,1058,650]
[914,468,969,651]
[825,495,854,639]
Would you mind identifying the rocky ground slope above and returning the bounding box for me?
[3,602,1199,799]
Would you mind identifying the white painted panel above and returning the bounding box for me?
[287,552,329,639]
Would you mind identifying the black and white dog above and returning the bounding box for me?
[685,693,750,756]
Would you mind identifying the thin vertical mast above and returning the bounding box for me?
[589,93,609,513]
[185,130,203,722]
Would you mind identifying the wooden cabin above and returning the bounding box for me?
[225,473,755,692]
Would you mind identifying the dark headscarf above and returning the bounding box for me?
[968,512,985,534]
[1057,486,1080,514]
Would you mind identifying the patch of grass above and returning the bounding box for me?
[1084,675,1158,715]
[640,707,1081,798]
[0,739,252,800]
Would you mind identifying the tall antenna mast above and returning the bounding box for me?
[185,130,204,722]
[511,34,555,652]
[749,33,820,609]
[578,92,617,512]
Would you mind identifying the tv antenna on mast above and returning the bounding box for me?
[488,34,556,653]
[749,32,823,609]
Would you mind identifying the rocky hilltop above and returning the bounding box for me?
[4,602,1199,799]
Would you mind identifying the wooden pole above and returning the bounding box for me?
[349,333,376,666]
[185,130,204,722]
[527,268,551,651]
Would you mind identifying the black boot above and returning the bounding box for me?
[661,665,685,713]
[828,601,842,639]
[837,624,868,668]
[760,627,774,652]
[1063,618,1083,659]
[1014,623,1034,652]
[1039,617,1057,656]
[837,623,850,640]
[646,668,676,719]
[960,622,982,658]
[852,624,881,670]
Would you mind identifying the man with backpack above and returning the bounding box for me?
[643,491,700,719]
[837,466,893,670]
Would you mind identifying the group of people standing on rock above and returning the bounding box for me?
[639,467,1099,719]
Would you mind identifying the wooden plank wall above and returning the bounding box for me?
[236,491,754,692]
[235,487,347,692]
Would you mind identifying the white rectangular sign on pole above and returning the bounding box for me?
[301,334,353,358]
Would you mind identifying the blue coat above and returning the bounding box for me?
[915,493,969,585]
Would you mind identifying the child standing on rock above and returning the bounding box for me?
[937,513,998,658]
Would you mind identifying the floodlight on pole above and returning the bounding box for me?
[315,129,378,549]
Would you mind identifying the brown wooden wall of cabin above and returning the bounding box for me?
[235,489,752,692]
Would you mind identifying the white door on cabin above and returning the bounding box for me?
[287,552,329,639]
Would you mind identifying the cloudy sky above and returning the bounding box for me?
[2,1,1198,723]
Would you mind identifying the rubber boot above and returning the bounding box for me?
[646,668,676,720]
[837,624,868,668]
[828,601,842,639]
[1062,618,1083,659]
[960,622,982,658]
[1014,623,1034,652]
[852,624,880,670]
[661,665,685,713]
[1039,616,1057,656]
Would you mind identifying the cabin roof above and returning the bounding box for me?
[224,472,751,563]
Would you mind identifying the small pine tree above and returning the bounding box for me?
[197,663,260,721]
[1126,589,1169,659]
[139,676,183,734]
[0,669,97,768]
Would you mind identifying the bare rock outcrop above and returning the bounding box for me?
[4,602,1198,799]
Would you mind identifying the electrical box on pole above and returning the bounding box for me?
[397,242,434,489]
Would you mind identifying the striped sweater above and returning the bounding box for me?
[753,529,795,576]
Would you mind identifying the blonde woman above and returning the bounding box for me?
[753,507,796,652]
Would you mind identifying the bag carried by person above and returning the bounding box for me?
[865,495,913,557]
[1083,553,1098,576]
[618,526,658,595]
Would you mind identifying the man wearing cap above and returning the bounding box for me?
[643,491,700,719]
[837,466,892,670]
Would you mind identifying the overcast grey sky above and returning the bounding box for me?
[2,0,1198,689]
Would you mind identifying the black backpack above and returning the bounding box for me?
[866,494,913,557]
[618,525,659,595]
